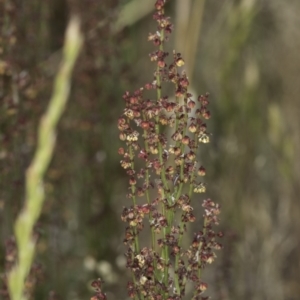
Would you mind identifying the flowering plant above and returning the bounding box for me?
[92,1,222,299]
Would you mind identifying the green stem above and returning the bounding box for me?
[7,18,82,300]
[175,92,188,201]
[197,218,207,280]
[155,27,172,298]
[129,145,137,206]
[128,145,140,255]
[142,113,156,252]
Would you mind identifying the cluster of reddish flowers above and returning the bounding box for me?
[92,0,222,299]
[91,279,107,300]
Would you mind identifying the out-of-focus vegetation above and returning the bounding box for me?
[7,17,82,300]
[0,0,299,299]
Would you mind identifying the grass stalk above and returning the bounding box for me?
[7,17,83,300]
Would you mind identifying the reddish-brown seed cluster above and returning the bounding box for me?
[91,279,107,300]
[189,200,222,267]
[92,0,222,299]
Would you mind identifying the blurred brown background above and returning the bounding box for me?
[1,0,300,299]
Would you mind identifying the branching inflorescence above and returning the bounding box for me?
[92,1,222,299]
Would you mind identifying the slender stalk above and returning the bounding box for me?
[7,17,82,300]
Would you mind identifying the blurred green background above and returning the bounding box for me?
[1,0,300,299]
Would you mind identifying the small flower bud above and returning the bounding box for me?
[179,76,189,88]
[199,123,207,133]
[141,121,150,130]
[129,220,137,227]
[148,32,157,41]
[136,254,145,268]
[159,115,168,125]
[165,102,176,112]
[120,160,131,169]
[203,110,211,119]
[194,183,206,193]
[158,60,165,68]
[175,156,184,166]
[133,110,141,118]
[182,204,193,212]
[206,256,214,264]
[118,148,125,155]
[175,88,185,98]
[182,136,190,145]
[187,100,195,109]
[188,123,197,133]
[128,211,134,219]
[172,245,180,254]
[130,96,138,104]
[149,52,158,61]
[198,133,210,143]
[126,131,139,142]
[187,151,196,161]
[127,169,135,176]
[218,231,224,238]
[124,108,134,119]
[140,204,150,214]
[136,188,145,197]
[199,282,208,291]
[175,58,185,67]
[171,131,182,142]
[166,166,174,174]
[144,83,153,90]
[198,166,206,176]
[146,108,155,119]
[174,147,181,156]
[213,242,222,250]
[155,0,164,10]
[150,145,158,154]
[129,177,136,185]
[153,38,161,46]
[119,132,127,141]
[183,175,189,183]
[140,276,148,285]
